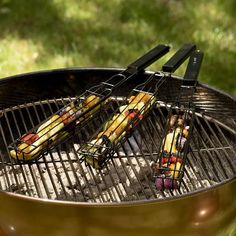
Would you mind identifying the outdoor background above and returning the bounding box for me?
[0,0,235,96]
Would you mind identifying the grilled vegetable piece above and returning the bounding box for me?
[10,96,100,161]
[21,133,39,145]
[155,177,179,191]
[163,115,189,154]
[10,134,48,160]
[83,92,156,169]
[37,115,64,139]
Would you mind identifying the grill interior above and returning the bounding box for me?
[0,80,235,203]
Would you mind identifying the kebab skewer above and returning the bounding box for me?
[152,111,192,190]
[81,91,156,169]
[9,95,100,160]
[8,44,170,162]
[152,50,204,190]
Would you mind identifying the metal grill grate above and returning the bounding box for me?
[0,95,235,203]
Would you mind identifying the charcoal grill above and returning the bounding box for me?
[0,67,235,236]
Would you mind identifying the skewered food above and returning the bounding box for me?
[10,95,100,161]
[82,92,156,169]
[153,113,190,190]
[8,44,171,162]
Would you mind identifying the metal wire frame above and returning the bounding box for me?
[77,71,170,169]
[153,106,195,190]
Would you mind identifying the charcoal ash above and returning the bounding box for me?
[0,145,220,203]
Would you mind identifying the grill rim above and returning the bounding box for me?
[0,67,235,101]
[1,177,235,206]
[0,67,235,205]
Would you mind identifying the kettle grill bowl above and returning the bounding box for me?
[0,68,235,236]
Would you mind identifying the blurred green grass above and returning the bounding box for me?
[0,0,235,96]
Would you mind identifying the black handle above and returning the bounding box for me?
[162,44,196,73]
[126,44,170,74]
[183,50,204,86]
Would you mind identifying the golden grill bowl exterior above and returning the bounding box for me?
[0,179,235,236]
